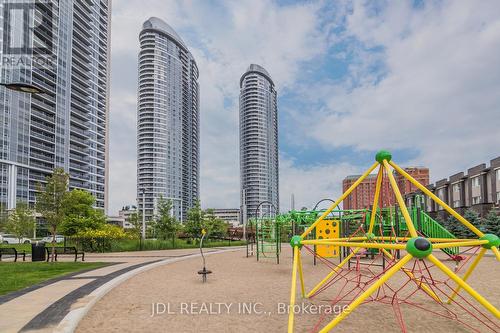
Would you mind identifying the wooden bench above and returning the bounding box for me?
[0,247,26,262]
[45,246,85,262]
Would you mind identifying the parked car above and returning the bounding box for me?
[0,234,31,244]
[41,235,65,243]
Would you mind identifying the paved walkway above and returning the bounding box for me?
[0,247,241,333]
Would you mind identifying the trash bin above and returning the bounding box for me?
[31,241,46,262]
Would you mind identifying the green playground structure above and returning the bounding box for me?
[247,197,458,263]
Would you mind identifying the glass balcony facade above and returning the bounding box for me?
[0,0,110,211]
[137,17,200,222]
[239,64,279,218]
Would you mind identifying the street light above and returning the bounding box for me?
[241,186,258,240]
[0,82,46,214]
[163,196,183,222]
[0,81,47,237]
[1,82,46,94]
[141,189,146,240]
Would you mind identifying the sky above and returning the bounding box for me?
[107,0,500,214]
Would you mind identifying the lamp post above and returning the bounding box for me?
[0,82,46,239]
[241,187,255,241]
[0,82,46,94]
[141,189,146,240]
[164,196,183,222]
[241,188,247,240]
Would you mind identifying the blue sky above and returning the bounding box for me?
[108,0,500,213]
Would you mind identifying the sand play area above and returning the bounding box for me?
[77,247,500,332]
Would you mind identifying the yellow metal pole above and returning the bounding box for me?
[319,254,413,332]
[381,249,441,303]
[302,236,367,242]
[447,248,486,304]
[302,239,371,245]
[301,240,406,250]
[390,161,484,238]
[341,236,369,241]
[433,240,488,248]
[306,247,361,298]
[428,254,500,318]
[383,160,418,237]
[301,162,379,239]
[288,246,299,333]
[374,236,475,242]
[297,249,306,298]
[428,238,480,242]
[368,166,384,233]
[491,246,500,261]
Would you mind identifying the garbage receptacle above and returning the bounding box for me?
[32,241,46,262]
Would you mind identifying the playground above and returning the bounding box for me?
[76,248,499,332]
[77,151,499,332]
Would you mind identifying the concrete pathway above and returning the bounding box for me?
[0,247,242,333]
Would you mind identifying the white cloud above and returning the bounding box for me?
[279,155,360,211]
[108,0,500,216]
[299,0,500,181]
[108,0,329,213]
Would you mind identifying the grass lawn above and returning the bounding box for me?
[0,261,107,296]
[110,238,247,252]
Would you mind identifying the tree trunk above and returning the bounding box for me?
[51,228,56,262]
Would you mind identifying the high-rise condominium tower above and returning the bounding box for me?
[0,0,111,211]
[239,64,279,219]
[137,17,199,221]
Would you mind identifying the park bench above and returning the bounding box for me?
[0,247,26,262]
[45,246,85,262]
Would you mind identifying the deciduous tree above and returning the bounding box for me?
[36,168,69,262]
[152,196,180,246]
[5,202,35,242]
[60,189,105,236]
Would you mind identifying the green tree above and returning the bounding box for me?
[36,168,69,262]
[60,189,105,236]
[127,211,143,239]
[185,203,228,241]
[444,214,463,236]
[5,202,35,242]
[185,201,204,241]
[203,209,228,238]
[0,202,8,232]
[152,197,180,246]
[462,209,481,238]
[445,209,480,238]
[480,208,500,236]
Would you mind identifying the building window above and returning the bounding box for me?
[471,176,481,205]
[472,176,480,187]
[452,183,461,207]
[436,188,445,211]
[496,169,500,203]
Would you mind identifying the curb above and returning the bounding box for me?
[54,247,242,333]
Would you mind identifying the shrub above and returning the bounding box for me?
[72,224,130,252]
